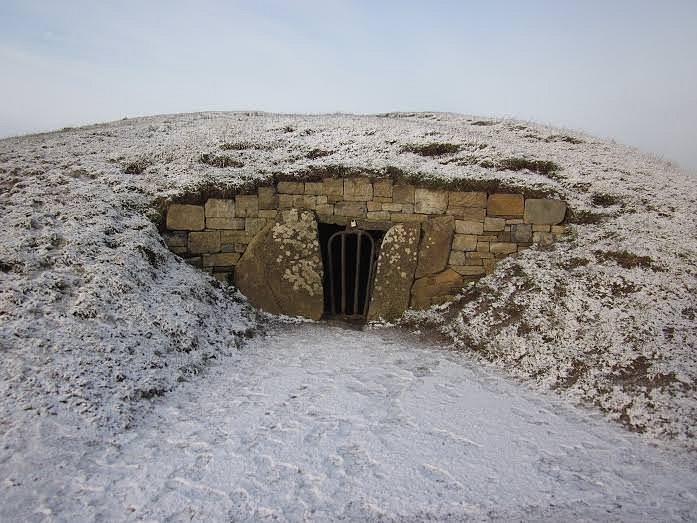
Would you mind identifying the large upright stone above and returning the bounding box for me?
[235,209,324,320]
[415,216,454,278]
[367,222,420,322]
[166,204,204,231]
[524,199,567,225]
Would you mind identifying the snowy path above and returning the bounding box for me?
[2,323,697,521]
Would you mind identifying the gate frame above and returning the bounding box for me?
[327,228,376,318]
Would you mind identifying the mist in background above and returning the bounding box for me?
[1,0,696,173]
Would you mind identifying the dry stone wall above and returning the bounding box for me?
[162,176,569,318]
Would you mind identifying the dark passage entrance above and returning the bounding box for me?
[318,223,383,320]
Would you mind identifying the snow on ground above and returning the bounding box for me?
[2,323,695,521]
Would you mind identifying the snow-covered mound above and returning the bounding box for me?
[1,112,695,445]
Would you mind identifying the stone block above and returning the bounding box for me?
[490,242,518,254]
[382,203,403,212]
[487,194,524,217]
[335,201,367,217]
[367,211,391,220]
[277,181,305,194]
[392,184,415,204]
[258,209,279,219]
[451,265,486,276]
[315,203,334,215]
[278,194,294,209]
[374,179,394,198]
[221,230,252,244]
[258,186,278,209]
[166,204,204,231]
[448,251,466,265]
[323,178,344,196]
[367,201,382,211]
[246,217,268,235]
[448,207,487,221]
[235,195,259,217]
[415,216,454,278]
[390,213,426,223]
[497,231,512,242]
[511,224,533,243]
[476,241,490,253]
[464,253,483,265]
[455,220,484,235]
[163,231,188,248]
[551,225,570,235]
[524,198,567,225]
[206,217,246,230]
[506,218,525,225]
[344,178,373,201]
[304,182,324,195]
[484,217,506,231]
[316,195,328,204]
[533,224,551,232]
[452,234,478,251]
[189,231,220,254]
[449,191,486,208]
[202,252,240,267]
[292,195,317,209]
[205,198,235,219]
[414,188,448,214]
[410,269,463,309]
[533,232,555,246]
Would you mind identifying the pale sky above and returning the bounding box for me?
[1,0,696,173]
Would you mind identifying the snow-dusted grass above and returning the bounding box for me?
[0,111,695,448]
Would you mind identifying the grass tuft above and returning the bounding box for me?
[199,153,244,168]
[594,250,664,271]
[400,143,462,156]
[591,193,622,207]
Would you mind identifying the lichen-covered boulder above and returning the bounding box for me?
[367,222,420,321]
[235,209,324,320]
[415,216,454,278]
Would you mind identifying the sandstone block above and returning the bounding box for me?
[449,191,486,208]
[451,265,486,276]
[235,195,259,217]
[447,207,487,220]
[490,242,518,255]
[483,217,506,231]
[278,194,294,209]
[415,216,454,278]
[367,201,382,211]
[323,178,344,196]
[277,181,305,194]
[315,203,334,215]
[551,225,570,235]
[205,198,235,219]
[202,252,240,267]
[414,188,448,214]
[390,213,426,223]
[532,224,551,232]
[367,223,420,321]
[189,231,220,254]
[533,231,554,246]
[506,218,524,225]
[163,231,188,248]
[335,201,367,217]
[317,195,328,204]
[258,209,279,219]
[455,220,484,235]
[452,234,478,251]
[392,184,415,204]
[448,251,466,265]
[258,186,278,209]
[220,230,252,244]
[374,179,394,198]
[367,211,391,220]
[304,182,324,195]
[487,194,524,217]
[167,204,204,231]
[511,224,533,243]
[292,195,317,209]
[477,241,490,253]
[206,217,246,230]
[410,269,464,309]
[246,217,268,235]
[344,178,373,201]
[524,198,567,225]
[382,203,403,212]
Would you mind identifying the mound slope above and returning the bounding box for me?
[0,112,695,445]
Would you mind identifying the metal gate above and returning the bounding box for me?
[327,229,376,318]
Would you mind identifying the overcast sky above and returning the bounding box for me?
[1,0,696,173]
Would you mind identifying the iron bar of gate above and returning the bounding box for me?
[327,229,375,318]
